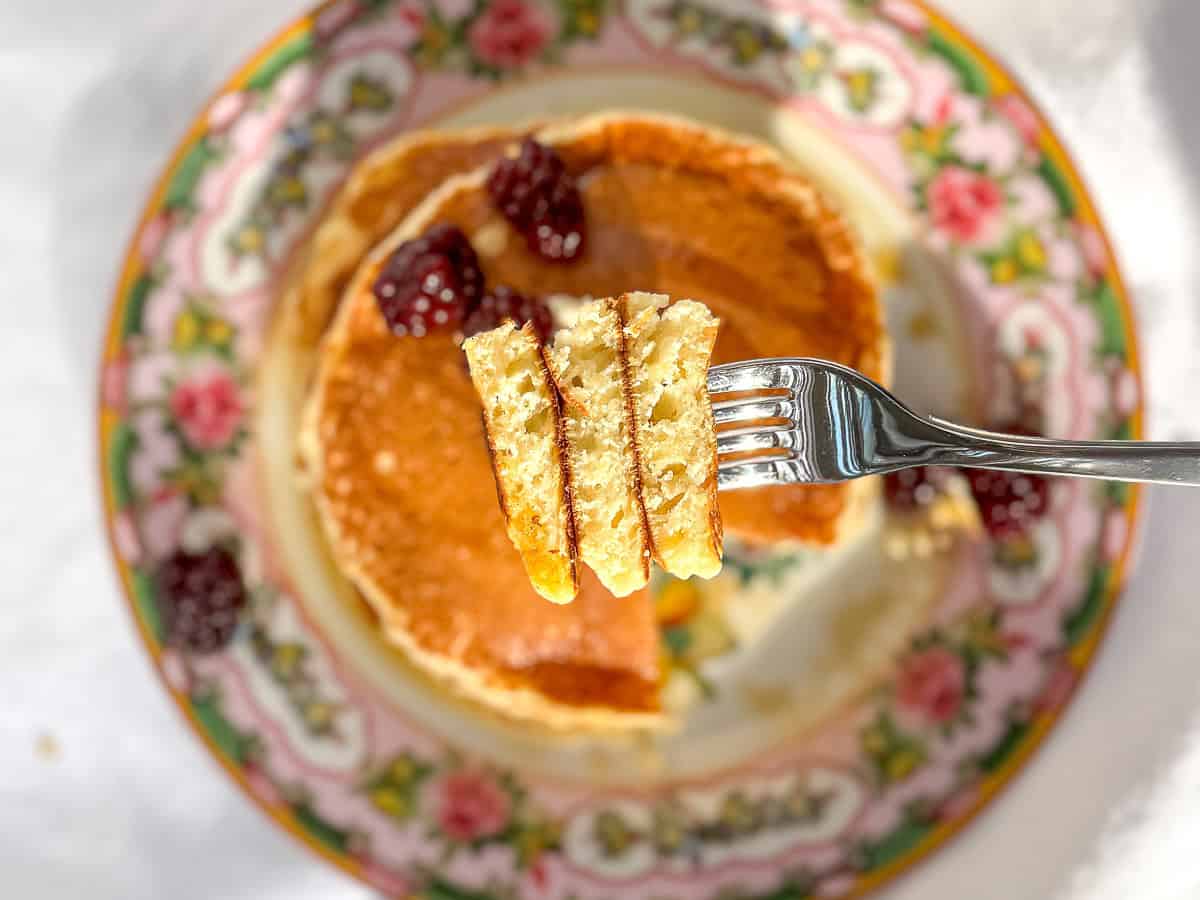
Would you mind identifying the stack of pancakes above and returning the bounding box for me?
[290,113,888,731]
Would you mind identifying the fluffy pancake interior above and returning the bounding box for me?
[546,299,649,597]
[464,322,577,604]
[623,293,723,579]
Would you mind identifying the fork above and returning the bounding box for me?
[707,358,1200,491]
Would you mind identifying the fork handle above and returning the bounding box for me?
[921,418,1200,486]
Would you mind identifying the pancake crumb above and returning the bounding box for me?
[34,731,60,762]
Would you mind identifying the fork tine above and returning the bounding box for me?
[711,395,797,426]
[707,362,793,394]
[716,425,798,456]
[717,458,798,490]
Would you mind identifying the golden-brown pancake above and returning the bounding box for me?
[297,113,887,729]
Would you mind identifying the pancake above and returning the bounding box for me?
[297,113,887,729]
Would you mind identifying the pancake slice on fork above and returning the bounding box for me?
[463,321,579,604]
[544,298,651,597]
[621,292,723,580]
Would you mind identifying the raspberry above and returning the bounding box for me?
[884,466,941,512]
[463,286,555,343]
[157,546,248,654]
[486,138,586,262]
[372,224,484,336]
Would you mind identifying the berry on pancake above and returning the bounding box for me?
[463,286,554,343]
[487,138,586,262]
[372,224,484,336]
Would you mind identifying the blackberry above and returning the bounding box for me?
[962,425,1050,538]
[486,139,586,262]
[372,224,484,336]
[965,468,1050,539]
[157,546,247,654]
[463,286,554,343]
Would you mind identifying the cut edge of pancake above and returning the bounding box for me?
[376,615,668,734]
[620,292,724,580]
[544,298,652,597]
[463,321,579,604]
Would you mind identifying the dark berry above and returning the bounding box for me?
[884,466,941,512]
[372,224,484,336]
[957,422,1053,539]
[463,286,555,343]
[486,139,586,262]
[966,469,1049,539]
[157,546,248,654]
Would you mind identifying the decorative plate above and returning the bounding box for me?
[98,0,1143,897]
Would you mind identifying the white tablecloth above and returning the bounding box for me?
[4,1,1200,897]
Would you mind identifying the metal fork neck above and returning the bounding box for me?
[916,418,1200,486]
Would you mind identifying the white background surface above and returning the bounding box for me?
[3,1,1200,897]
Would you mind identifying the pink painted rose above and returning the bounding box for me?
[468,0,552,69]
[815,872,859,897]
[140,488,189,559]
[434,0,476,19]
[937,783,981,822]
[1035,659,1077,714]
[357,856,413,897]
[102,351,130,415]
[207,91,249,133]
[1000,629,1033,653]
[880,0,927,36]
[396,0,426,31]
[243,763,288,811]
[527,857,550,893]
[159,648,192,694]
[314,0,362,41]
[1074,221,1110,281]
[996,93,1041,151]
[111,510,142,565]
[139,212,173,265]
[1103,509,1130,562]
[927,166,1005,245]
[142,282,187,349]
[431,769,512,842]
[170,365,244,451]
[130,409,182,495]
[896,646,967,724]
[1112,365,1140,418]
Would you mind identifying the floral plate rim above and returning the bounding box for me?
[97,0,1144,896]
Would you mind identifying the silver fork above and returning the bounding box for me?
[708,358,1200,491]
